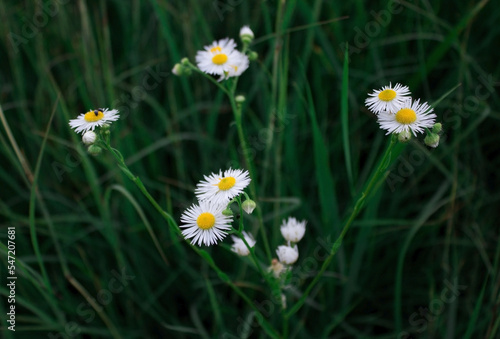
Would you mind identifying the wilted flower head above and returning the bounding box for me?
[268,258,287,278]
[231,231,256,256]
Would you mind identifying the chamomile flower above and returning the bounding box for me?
[196,38,248,78]
[280,217,306,243]
[180,200,233,247]
[276,245,299,265]
[365,83,411,114]
[231,231,256,256]
[69,108,119,134]
[377,98,436,136]
[195,168,251,205]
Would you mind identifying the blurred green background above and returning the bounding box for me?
[1,0,499,338]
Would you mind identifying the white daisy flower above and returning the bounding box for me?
[365,83,411,114]
[69,108,119,134]
[217,51,249,81]
[195,168,251,205]
[179,200,233,247]
[280,217,306,243]
[231,231,256,256]
[377,98,436,136]
[276,245,299,265]
[195,38,243,76]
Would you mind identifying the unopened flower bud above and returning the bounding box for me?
[239,25,254,44]
[235,95,246,104]
[248,51,258,61]
[424,133,440,148]
[222,208,234,216]
[172,63,183,76]
[398,130,412,143]
[242,199,256,214]
[432,122,442,134]
[181,57,190,65]
[82,131,96,145]
[87,145,102,156]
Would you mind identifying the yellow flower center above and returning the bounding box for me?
[212,54,228,65]
[210,46,222,53]
[217,177,236,191]
[197,212,216,230]
[378,89,397,101]
[84,110,104,122]
[395,108,417,124]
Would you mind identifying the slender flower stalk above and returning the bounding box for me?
[285,134,400,319]
[181,59,273,261]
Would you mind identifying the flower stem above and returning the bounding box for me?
[229,95,273,262]
[285,135,399,318]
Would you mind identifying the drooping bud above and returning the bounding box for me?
[424,133,440,148]
[242,199,256,214]
[172,63,183,76]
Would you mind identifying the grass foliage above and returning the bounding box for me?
[1,0,499,337]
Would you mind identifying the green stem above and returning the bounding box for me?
[285,135,398,318]
[229,96,273,262]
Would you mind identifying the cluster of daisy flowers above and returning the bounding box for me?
[172,26,256,81]
[365,83,442,147]
[180,168,257,250]
[68,108,120,155]
[268,217,307,279]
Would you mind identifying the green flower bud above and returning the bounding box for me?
[424,133,440,148]
[239,26,254,44]
[87,145,102,156]
[172,63,183,76]
[222,208,234,216]
[432,123,442,134]
[181,57,190,65]
[235,95,246,104]
[242,199,256,214]
[398,130,412,143]
[248,51,258,61]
